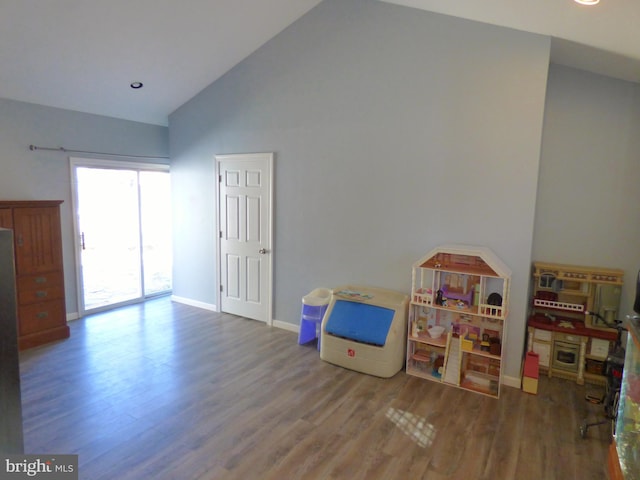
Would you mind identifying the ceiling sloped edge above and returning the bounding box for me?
[550,38,640,85]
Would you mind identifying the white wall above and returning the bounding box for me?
[170,0,551,381]
[534,64,640,314]
[0,98,169,316]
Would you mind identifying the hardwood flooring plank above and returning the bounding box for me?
[18,297,611,479]
[260,430,352,480]
[226,419,321,480]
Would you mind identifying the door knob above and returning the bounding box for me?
[259,248,268,254]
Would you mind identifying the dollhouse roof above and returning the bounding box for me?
[415,244,511,278]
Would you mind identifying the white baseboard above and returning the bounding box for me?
[78,295,522,390]
[66,297,219,322]
[269,319,523,391]
[169,298,299,331]
[502,374,522,389]
[272,319,298,333]
[171,295,217,312]
[68,295,524,390]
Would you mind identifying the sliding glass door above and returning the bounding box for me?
[139,171,172,296]
[71,159,171,314]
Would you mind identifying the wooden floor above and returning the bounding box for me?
[19,297,611,480]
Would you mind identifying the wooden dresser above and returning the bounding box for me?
[0,201,69,350]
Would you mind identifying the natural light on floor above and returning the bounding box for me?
[385,407,436,448]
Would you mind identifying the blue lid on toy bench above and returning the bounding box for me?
[325,299,395,346]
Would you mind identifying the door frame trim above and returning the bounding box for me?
[215,152,274,326]
[69,157,169,317]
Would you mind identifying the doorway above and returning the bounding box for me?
[70,158,172,315]
[216,153,273,323]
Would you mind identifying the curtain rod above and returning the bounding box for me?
[29,144,169,160]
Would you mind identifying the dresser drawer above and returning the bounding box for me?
[18,300,66,336]
[17,273,64,304]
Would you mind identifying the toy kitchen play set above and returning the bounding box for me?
[526,261,624,386]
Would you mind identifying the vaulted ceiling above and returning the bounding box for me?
[1,0,637,126]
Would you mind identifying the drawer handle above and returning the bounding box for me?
[36,291,48,298]
[36,311,49,319]
[35,277,47,284]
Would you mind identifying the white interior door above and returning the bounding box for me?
[217,153,273,323]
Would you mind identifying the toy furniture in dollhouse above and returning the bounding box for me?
[406,245,511,398]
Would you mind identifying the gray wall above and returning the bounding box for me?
[169,0,551,381]
[1,0,636,387]
[534,64,640,314]
[0,97,169,315]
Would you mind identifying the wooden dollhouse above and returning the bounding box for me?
[406,245,511,398]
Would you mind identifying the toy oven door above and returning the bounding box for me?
[552,340,580,372]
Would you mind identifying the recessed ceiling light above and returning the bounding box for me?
[130,82,143,89]
[574,0,600,5]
